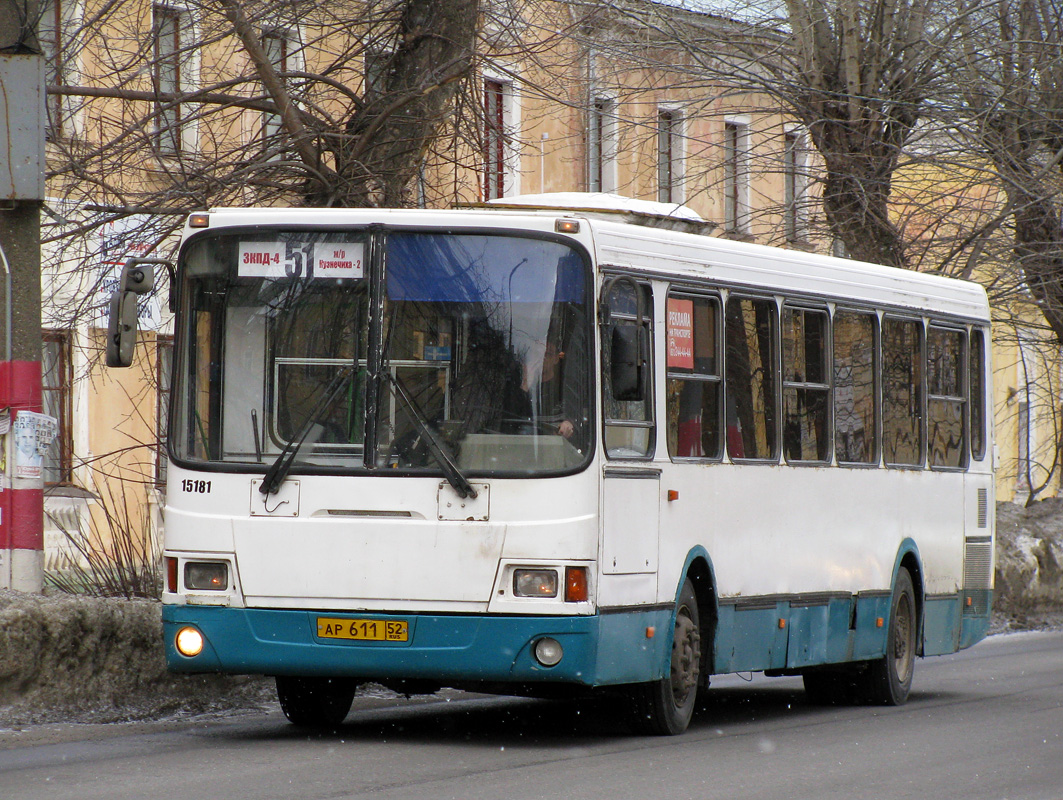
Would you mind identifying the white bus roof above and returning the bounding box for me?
[195,203,990,323]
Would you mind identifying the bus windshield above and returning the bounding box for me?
[170,229,592,476]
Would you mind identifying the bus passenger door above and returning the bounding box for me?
[602,467,660,576]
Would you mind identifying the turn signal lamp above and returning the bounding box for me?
[175,626,205,657]
[514,569,558,597]
[165,557,178,593]
[564,566,588,603]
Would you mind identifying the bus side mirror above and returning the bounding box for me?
[105,259,162,368]
[106,290,140,367]
[611,323,646,402]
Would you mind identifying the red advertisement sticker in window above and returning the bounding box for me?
[667,297,694,369]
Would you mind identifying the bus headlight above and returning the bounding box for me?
[184,562,228,591]
[534,637,563,667]
[514,569,558,597]
[175,626,205,657]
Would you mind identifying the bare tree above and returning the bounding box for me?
[958,0,1063,342]
[603,0,957,268]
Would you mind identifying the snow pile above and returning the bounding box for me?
[0,592,270,726]
[994,499,1063,628]
[1,501,1060,725]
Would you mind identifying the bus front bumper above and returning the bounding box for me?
[162,604,670,688]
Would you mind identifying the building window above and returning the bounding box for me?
[1017,399,1030,491]
[724,120,750,233]
[38,0,69,140]
[260,29,294,156]
[589,96,617,193]
[657,108,682,204]
[484,78,508,200]
[364,48,393,97]
[783,129,807,241]
[156,335,173,487]
[153,6,186,156]
[42,331,73,485]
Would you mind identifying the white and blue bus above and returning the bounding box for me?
[108,196,994,734]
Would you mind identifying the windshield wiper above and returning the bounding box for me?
[385,372,477,499]
[259,366,354,496]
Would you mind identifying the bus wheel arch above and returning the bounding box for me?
[803,556,923,707]
[897,550,925,657]
[629,576,701,735]
[628,556,716,735]
[685,555,717,689]
[865,564,919,705]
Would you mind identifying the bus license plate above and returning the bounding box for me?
[317,617,408,642]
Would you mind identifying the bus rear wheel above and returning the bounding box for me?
[802,567,917,706]
[862,567,917,705]
[630,578,701,735]
[276,676,357,728]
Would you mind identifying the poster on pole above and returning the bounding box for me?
[13,411,59,480]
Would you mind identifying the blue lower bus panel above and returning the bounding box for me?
[163,604,672,687]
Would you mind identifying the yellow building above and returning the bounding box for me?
[34,0,1044,575]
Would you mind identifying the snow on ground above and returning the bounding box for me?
[1,502,1060,727]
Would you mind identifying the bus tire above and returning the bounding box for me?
[862,566,917,705]
[803,568,917,706]
[630,578,701,735]
[276,676,357,728]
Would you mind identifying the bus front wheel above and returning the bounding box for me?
[276,676,357,728]
[630,578,701,735]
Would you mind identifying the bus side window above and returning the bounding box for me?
[927,326,967,469]
[602,279,655,459]
[666,292,722,460]
[834,310,877,465]
[882,317,925,467]
[725,295,779,461]
[969,328,987,461]
[782,306,830,463]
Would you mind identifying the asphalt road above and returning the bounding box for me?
[1,629,1060,800]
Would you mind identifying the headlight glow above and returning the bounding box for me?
[175,626,205,657]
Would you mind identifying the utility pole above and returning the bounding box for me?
[1,0,46,593]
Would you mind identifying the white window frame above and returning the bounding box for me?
[589,94,618,193]
[723,116,751,234]
[152,3,199,157]
[482,67,521,200]
[38,0,84,141]
[260,26,303,159]
[657,104,684,204]
[783,124,809,242]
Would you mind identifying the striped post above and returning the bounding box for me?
[0,360,43,592]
